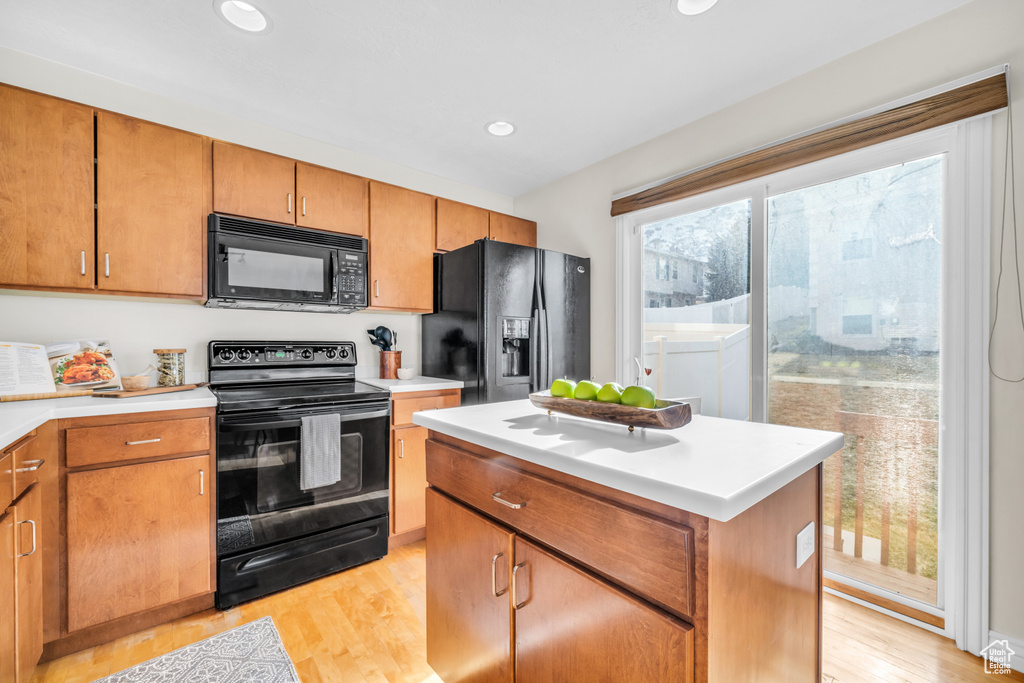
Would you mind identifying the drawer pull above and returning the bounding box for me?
[80,250,86,276]
[200,469,205,496]
[491,552,508,598]
[511,562,527,610]
[288,193,293,214]
[492,491,526,510]
[125,438,162,446]
[17,519,37,558]
[16,458,45,473]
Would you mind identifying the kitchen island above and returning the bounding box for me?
[413,399,844,683]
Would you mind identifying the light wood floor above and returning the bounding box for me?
[31,540,1023,683]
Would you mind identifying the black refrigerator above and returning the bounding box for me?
[422,239,590,405]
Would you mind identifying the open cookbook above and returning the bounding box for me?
[0,340,123,397]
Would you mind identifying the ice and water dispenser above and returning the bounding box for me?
[500,317,531,377]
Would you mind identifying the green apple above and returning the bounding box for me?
[596,382,624,404]
[621,385,657,409]
[574,380,601,401]
[550,378,577,398]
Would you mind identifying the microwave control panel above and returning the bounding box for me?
[337,252,367,306]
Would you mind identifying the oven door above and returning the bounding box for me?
[211,231,337,305]
[215,402,389,557]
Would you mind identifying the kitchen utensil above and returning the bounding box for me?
[397,368,415,380]
[379,351,401,379]
[367,326,395,351]
[120,375,151,391]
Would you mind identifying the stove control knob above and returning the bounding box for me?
[324,348,337,360]
[237,349,252,361]
[299,348,314,360]
[339,347,350,360]
[218,349,235,362]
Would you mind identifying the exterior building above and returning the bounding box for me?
[643,248,706,308]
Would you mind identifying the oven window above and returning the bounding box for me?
[216,410,389,555]
[227,247,325,292]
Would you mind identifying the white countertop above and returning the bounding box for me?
[362,376,464,393]
[0,388,217,448]
[413,399,843,522]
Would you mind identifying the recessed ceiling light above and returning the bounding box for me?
[672,0,719,16]
[214,0,272,34]
[486,121,516,137]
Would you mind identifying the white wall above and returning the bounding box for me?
[0,46,514,380]
[517,0,1024,641]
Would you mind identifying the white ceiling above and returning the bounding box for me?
[0,0,971,197]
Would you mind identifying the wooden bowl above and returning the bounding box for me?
[529,391,692,431]
[121,375,151,392]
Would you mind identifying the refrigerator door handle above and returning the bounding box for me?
[530,308,540,392]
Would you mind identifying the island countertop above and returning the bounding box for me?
[413,398,843,522]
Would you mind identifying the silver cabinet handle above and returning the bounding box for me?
[16,459,45,473]
[17,519,37,558]
[491,552,508,597]
[374,280,379,298]
[288,193,292,214]
[511,562,527,610]
[80,250,86,276]
[302,196,306,216]
[104,253,110,277]
[398,438,405,458]
[125,438,161,446]
[492,491,526,510]
[199,469,204,496]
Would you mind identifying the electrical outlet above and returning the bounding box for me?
[796,521,815,569]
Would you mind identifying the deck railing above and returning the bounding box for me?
[831,410,938,575]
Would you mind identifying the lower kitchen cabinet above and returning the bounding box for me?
[14,484,43,683]
[393,426,428,535]
[1,508,15,683]
[389,389,461,544]
[67,455,211,632]
[425,490,693,683]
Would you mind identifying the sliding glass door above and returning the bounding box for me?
[618,123,993,635]
[766,155,944,607]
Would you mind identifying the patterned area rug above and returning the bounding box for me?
[95,617,300,683]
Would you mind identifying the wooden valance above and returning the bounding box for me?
[610,73,1008,217]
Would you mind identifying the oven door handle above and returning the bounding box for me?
[219,407,391,431]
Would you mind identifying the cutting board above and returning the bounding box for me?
[93,383,207,399]
[1,389,94,403]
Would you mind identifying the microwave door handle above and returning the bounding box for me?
[330,252,338,298]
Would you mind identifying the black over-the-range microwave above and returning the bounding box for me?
[206,213,368,313]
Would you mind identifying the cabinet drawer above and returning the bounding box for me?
[426,440,695,619]
[392,393,460,427]
[6,430,45,500]
[67,417,210,468]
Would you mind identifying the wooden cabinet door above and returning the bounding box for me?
[0,85,94,290]
[489,212,537,248]
[67,455,211,632]
[513,537,693,683]
[14,484,43,683]
[425,489,514,683]
[0,510,16,683]
[393,425,428,535]
[436,198,489,252]
[296,162,368,237]
[368,181,435,311]
[212,141,295,224]
[96,112,206,297]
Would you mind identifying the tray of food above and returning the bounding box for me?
[529,379,692,431]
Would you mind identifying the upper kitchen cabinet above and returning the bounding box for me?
[436,198,489,252]
[489,211,537,248]
[368,181,435,312]
[213,141,295,225]
[0,84,94,290]
[96,112,207,298]
[296,161,368,237]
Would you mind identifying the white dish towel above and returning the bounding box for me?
[299,413,342,490]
